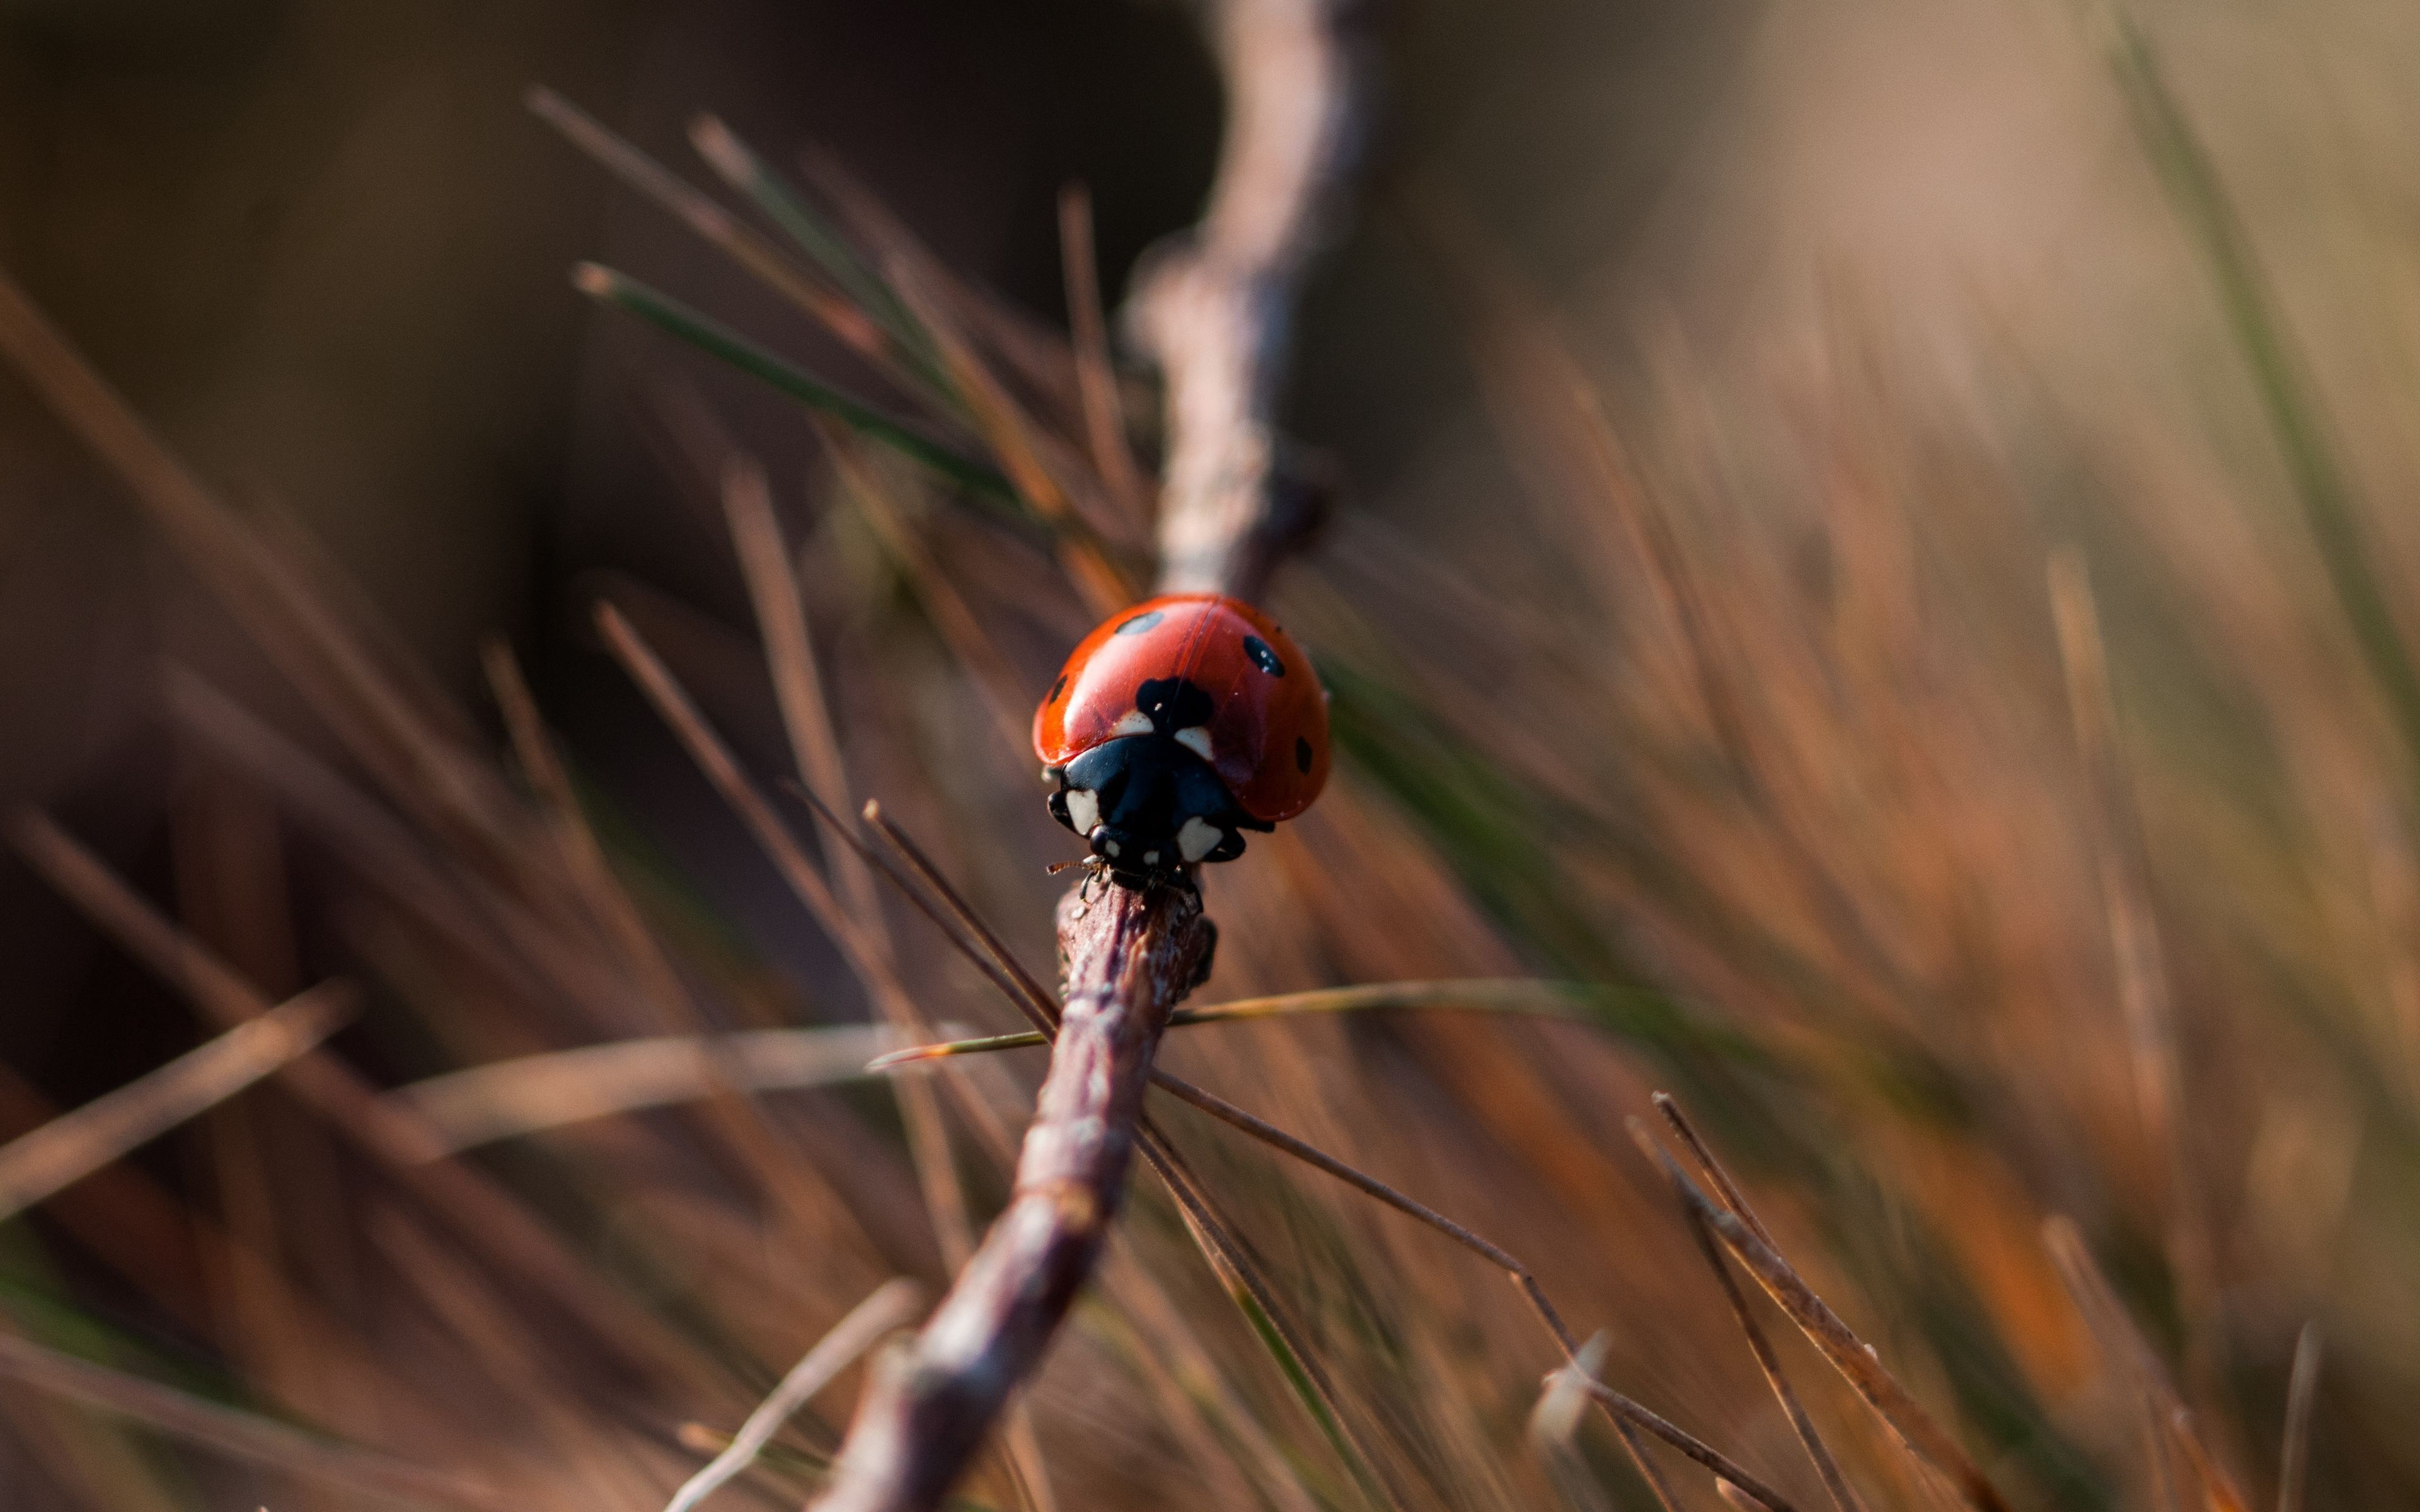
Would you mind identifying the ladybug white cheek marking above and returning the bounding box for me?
[1064,789,1101,837]
[1112,711,1153,737]
[1174,727,1213,761]
[1177,816,1223,862]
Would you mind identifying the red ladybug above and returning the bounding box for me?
[1035,593,1329,884]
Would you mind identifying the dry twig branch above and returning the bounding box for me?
[807,4,1374,1506]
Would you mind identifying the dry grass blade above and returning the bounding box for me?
[0,265,527,878]
[485,636,860,1246]
[1630,1118,1864,1512]
[1657,1095,2014,1512]
[722,460,1059,1511]
[819,433,1035,759]
[667,1279,925,1512]
[383,1027,895,1155]
[594,602,884,983]
[0,1329,515,1512]
[6,808,710,1390]
[1651,1093,1779,1249]
[1150,1071,1798,1511]
[1530,1334,1620,1512]
[865,978,1622,1068]
[776,787,1054,1043]
[2047,548,2220,1391]
[1057,183,1149,524]
[2278,1323,2320,1512]
[2043,1217,2248,1512]
[1129,1124,1397,1511]
[526,86,889,362]
[0,982,352,1223]
[861,802,1060,1030]
[873,248,1134,616]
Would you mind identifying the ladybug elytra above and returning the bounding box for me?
[1034,593,1330,886]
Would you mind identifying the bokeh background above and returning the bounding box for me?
[1,0,2416,1508]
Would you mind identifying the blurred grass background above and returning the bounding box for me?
[0,0,2416,1508]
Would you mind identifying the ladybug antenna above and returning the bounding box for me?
[1045,858,1085,876]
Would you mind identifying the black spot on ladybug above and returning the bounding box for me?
[1115,610,1164,636]
[1135,677,1214,734]
[1048,675,1066,703]
[1242,635,1284,675]
[1296,736,1313,774]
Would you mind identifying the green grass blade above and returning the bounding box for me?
[2108,18,2420,767]
[572,262,1013,503]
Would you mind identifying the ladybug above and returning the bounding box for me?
[1035,593,1330,886]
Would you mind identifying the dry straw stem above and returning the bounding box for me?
[1150,1071,1802,1512]
[720,458,1064,1512]
[2277,1323,2320,1512]
[866,978,1620,1067]
[665,1278,924,1512]
[388,1025,895,1156]
[1649,1096,2015,1512]
[1057,183,1151,526]
[0,982,352,1223]
[0,1329,515,1512]
[2046,547,2221,1395]
[527,86,888,363]
[1632,1111,1864,1512]
[6,809,712,1394]
[2042,1216,2249,1512]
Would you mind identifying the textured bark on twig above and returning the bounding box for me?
[814,887,1211,1512]
[808,5,1371,1508]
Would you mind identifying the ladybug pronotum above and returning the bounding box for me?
[1033,593,1330,887]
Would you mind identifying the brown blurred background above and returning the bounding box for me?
[4,0,2420,1506]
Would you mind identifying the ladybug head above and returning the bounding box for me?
[1046,678,1270,886]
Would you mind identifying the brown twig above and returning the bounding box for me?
[805,6,1374,1508]
[1126,0,1370,601]
[814,884,1213,1512]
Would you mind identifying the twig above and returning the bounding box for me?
[809,4,1374,1506]
[666,1279,923,1512]
[1127,0,1371,599]
[814,885,1213,1512]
